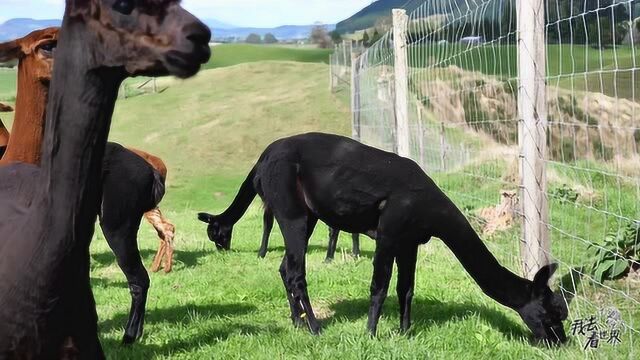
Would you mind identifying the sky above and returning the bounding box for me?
[0,0,374,27]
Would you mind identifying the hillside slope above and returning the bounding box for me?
[108,61,351,176]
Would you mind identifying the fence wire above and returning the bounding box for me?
[344,0,640,351]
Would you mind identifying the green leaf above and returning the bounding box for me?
[594,260,615,282]
[610,259,629,279]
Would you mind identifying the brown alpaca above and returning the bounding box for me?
[0,28,175,273]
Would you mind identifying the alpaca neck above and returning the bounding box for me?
[433,200,532,309]
[0,63,49,165]
[38,20,124,250]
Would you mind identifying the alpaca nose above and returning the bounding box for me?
[186,22,211,46]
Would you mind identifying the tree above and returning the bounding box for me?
[362,31,370,47]
[329,30,342,45]
[310,24,331,48]
[264,33,278,44]
[245,33,262,44]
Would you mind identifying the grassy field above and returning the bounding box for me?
[203,44,332,70]
[409,44,640,100]
[0,51,638,357]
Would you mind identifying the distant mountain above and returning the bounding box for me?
[335,0,505,34]
[203,18,237,30]
[211,24,336,41]
[0,17,331,43]
[0,18,61,41]
[335,0,422,34]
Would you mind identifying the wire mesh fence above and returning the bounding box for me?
[342,0,640,351]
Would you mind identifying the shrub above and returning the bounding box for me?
[589,222,640,283]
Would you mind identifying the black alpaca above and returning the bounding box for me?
[261,208,360,261]
[198,133,568,343]
[0,0,210,356]
[100,143,166,344]
[0,32,166,344]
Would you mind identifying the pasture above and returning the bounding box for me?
[0,46,636,358]
[409,44,640,100]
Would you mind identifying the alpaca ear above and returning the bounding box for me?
[198,212,214,224]
[533,263,558,289]
[0,103,13,112]
[0,40,23,63]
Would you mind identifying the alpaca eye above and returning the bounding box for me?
[39,41,57,57]
[113,0,135,15]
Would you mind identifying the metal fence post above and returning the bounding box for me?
[517,0,550,280]
[392,9,410,158]
[351,51,361,142]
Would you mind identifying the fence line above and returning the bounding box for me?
[339,0,640,350]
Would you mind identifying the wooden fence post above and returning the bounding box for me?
[440,122,446,172]
[517,0,550,280]
[351,51,361,142]
[329,49,335,93]
[392,9,410,158]
[416,102,425,169]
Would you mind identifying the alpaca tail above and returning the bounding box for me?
[151,168,166,207]
[199,166,258,226]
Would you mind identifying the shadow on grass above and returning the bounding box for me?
[91,249,212,270]
[100,303,282,358]
[326,297,528,340]
[100,302,257,333]
[264,245,373,259]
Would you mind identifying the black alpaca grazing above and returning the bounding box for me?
[0,0,210,357]
[261,208,360,261]
[198,133,568,343]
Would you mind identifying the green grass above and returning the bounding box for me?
[203,44,332,70]
[0,68,17,102]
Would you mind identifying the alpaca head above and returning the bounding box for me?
[0,27,58,84]
[517,263,569,344]
[197,213,233,251]
[63,0,211,78]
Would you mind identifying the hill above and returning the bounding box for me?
[211,24,336,41]
[0,18,61,41]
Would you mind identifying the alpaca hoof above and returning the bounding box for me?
[121,334,136,345]
[323,257,334,264]
[307,322,322,335]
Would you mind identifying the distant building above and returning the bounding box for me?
[460,36,484,46]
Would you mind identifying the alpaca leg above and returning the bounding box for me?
[145,208,175,273]
[259,208,274,258]
[101,220,150,345]
[396,245,418,332]
[262,160,321,334]
[280,216,321,334]
[64,247,105,359]
[351,233,361,258]
[325,227,340,262]
[150,240,166,273]
[367,243,395,336]
[279,256,305,328]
